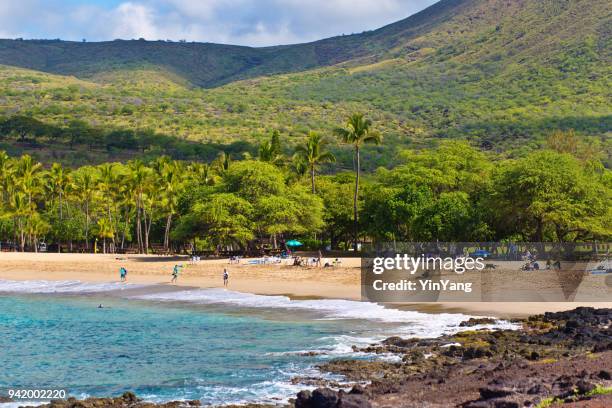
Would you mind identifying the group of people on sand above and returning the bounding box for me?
[117,264,230,286]
[292,251,341,268]
[520,250,562,271]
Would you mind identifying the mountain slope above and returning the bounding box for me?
[0,0,610,167]
[0,0,472,87]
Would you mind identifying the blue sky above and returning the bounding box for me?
[0,0,437,47]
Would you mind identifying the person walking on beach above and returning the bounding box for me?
[119,266,127,282]
[223,268,229,287]
[171,264,181,284]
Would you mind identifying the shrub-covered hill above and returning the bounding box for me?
[0,0,483,88]
[0,0,610,166]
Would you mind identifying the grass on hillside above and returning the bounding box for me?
[0,0,610,167]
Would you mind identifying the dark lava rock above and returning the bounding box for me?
[527,383,550,395]
[25,393,204,408]
[295,390,313,408]
[296,388,371,408]
[464,346,493,359]
[479,386,514,399]
[349,385,366,395]
[368,379,401,394]
[310,388,339,408]
[575,380,596,394]
[381,336,419,348]
[337,393,371,408]
[337,391,372,408]
[122,392,138,404]
[308,308,612,408]
[491,401,519,408]
[593,341,612,352]
[460,318,497,327]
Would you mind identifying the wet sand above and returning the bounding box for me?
[0,252,609,318]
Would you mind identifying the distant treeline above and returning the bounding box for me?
[0,115,255,162]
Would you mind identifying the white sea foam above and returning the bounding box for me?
[0,402,45,408]
[139,364,339,405]
[0,279,147,294]
[134,288,518,338]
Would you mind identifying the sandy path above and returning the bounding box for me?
[0,252,609,318]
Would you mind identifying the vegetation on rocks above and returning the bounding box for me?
[312,307,612,407]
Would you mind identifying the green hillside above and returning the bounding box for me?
[0,0,610,167]
[0,0,470,87]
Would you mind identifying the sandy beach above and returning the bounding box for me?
[0,252,609,318]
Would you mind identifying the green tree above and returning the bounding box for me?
[391,140,492,195]
[334,113,382,249]
[174,193,254,251]
[128,160,152,253]
[362,183,433,243]
[26,213,50,253]
[73,168,98,250]
[490,151,611,241]
[96,217,115,254]
[413,191,490,242]
[294,131,335,193]
[224,160,286,201]
[316,176,354,249]
[47,163,72,220]
[270,129,282,157]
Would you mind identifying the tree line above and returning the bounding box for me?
[0,116,610,253]
[0,115,253,162]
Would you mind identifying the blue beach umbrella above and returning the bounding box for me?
[286,240,303,247]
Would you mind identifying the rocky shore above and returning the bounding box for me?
[10,308,611,408]
[298,307,611,408]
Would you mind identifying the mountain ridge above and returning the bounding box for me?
[0,0,471,87]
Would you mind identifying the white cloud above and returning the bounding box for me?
[0,0,438,46]
[111,2,159,39]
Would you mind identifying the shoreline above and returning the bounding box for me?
[0,252,610,318]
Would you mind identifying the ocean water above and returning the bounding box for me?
[0,280,515,405]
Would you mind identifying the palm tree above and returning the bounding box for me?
[128,160,151,253]
[15,154,43,209]
[257,141,284,165]
[150,158,183,252]
[9,192,30,251]
[0,151,14,204]
[187,162,216,186]
[96,218,115,254]
[334,113,382,250]
[213,151,231,175]
[294,131,336,193]
[26,214,49,253]
[46,163,72,252]
[73,170,98,250]
[97,163,118,251]
[47,163,71,219]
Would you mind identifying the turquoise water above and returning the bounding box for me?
[0,281,510,405]
[0,294,372,405]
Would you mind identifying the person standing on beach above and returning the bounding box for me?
[223,268,229,287]
[119,267,127,282]
[171,264,181,284]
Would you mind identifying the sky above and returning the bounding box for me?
[0,0,438,47]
